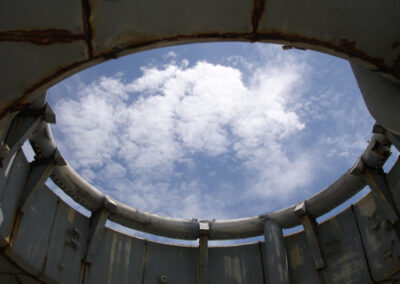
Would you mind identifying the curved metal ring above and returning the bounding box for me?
[29,120,391,240]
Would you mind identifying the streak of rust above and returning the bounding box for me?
[2,31,400,123]
[0,29,85,45]
[82,0,94,58]
[254,33,400,77]
[251,0,266,40]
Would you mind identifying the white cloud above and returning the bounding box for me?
[50,44,373,221]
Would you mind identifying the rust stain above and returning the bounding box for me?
[2,31,400,123]
[254,32,400,76]
[251,0,266,40]
[0,29,86,45]
[82,0,94,58]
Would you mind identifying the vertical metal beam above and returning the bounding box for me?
[198,222,209,284]
[264,219,290,284]
[79,208,109,284]
[1,104,55,167]
[363,167,399,224]
[294,202,325,270]
[18,150,64,214]
[84,209,109,264]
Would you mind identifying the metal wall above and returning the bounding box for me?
[1,150,400,283]
[1,0,400,283]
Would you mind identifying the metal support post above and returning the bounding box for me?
[364,167,399,224]
[19,149,64,213]
[264,219,290,284]
[294,202,325,270]
[84,209,109,264]
[1,104,55,167]
[198,222,209,284]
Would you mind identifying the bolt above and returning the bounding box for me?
[159,275,167,284]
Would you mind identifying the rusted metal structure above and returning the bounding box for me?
[1,0,400,283]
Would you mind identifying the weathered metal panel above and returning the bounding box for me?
[0,253,23,274]
[0,150,30,247]
[259,0,400,80]
[0,41,89,113]
[42,200,90,284]
[143,240,197,284]
[16,274,43,284]
[7,185,59,276]
[284,232,321,284]
[209,243,264,284]
[90,0,253,55]
[353,193,400,281]
[351,64,400,135]
[318,207,373,284]
[86,228,144,284]
[0,273,19,284]
[0,0,83,33]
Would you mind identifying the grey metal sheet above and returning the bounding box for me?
[90,0,253,55]
[0,150,30,247]
[209,243,264,284]
[144,240,197,284]
[284,232,321,284]
[259,0,400,82]
[353,193,400,281]
[7,185,59,276]
[42,199,90,284]
[0,41,89,112]
[0,0,83,33]
[318,207,373,284]
[86,228,144,284]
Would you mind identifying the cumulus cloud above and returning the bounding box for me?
[50,44,373,220]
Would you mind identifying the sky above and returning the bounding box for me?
[23,42,398,243]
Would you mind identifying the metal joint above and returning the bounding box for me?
[199,221,210,236]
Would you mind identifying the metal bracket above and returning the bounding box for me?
[18,149,64,213]
[1,103,56,167]
[294,202,326,270]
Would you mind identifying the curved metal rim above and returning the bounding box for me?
[29,120,391,240]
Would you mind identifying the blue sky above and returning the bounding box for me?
[25,42,397,242]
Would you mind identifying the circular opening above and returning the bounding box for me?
[47,42,374,223]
